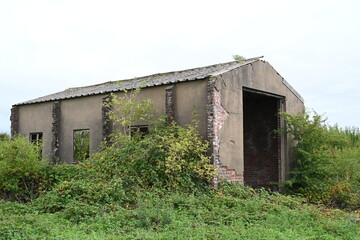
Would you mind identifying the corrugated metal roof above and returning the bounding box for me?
[16,60,258,105]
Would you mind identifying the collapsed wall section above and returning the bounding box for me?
[207,77,244,185]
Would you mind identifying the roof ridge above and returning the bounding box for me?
[15,58,262,105]
[66,60,250,91]
[115,57,263,83]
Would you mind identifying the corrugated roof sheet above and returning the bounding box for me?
[16,60,258,105]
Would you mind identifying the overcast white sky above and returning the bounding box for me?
[1,0,359,133]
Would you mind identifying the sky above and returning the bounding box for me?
[0,0,359,133]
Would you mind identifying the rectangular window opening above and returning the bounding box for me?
[130,125,149,138]
[73,129,90,163]
[30,132,43,159]
[30,132,43,146]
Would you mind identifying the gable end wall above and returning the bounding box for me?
[211,61,304,183]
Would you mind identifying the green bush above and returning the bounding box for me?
[0,136,45,202]
[281,111,360,209]
[326,146,360,208]
[86,119,214,194]
[89,88,215,193]
[0,135,83,203]
[0,133,11,141]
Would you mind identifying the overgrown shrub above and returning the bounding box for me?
[34,119,215,220]
[89,88,215,192]
[0,135,82,203]
[89,120,214,193]
[281,111,360,209]
[0,133,11,141]
[0,136,45,202]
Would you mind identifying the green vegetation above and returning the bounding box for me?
[1,184,359,240]
[280,111,360,209]
[98,89,215,192]
[232,54,246,63]
[74,129,90,162]
[0,94,359,239]
[0,135,45,202]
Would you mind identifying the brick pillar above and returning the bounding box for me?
[165,85,175,123]
[51,101,61,164]
[10,105,19,138]
[102,95,112,144]
[206,78,218,167]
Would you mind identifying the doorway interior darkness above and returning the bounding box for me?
[243,88,284,190]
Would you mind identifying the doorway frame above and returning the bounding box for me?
[242,87,286,190]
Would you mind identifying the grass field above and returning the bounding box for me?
[1,185,359,240]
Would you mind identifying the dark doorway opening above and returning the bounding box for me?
[243,89,282,190]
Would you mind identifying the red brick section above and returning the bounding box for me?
[207,78,243,186]
[243,91,279,190]
[212,86,229,156]
[217,166,244,182]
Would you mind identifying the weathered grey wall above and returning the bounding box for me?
[17,102,53,159]
[59,95,104,163]
[174,79,208,137]
[109,85,167,135]
[214,60,304,181]
[111,80,208,137]
[208,75,243,181]
[213,73,244,177]
[15,80,209,164]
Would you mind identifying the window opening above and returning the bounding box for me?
[130,125,149,138]
[73,129,90,162]
[30,132,43,147]
[30,132,43,159]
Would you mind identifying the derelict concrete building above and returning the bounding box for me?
[11,59,304,189]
